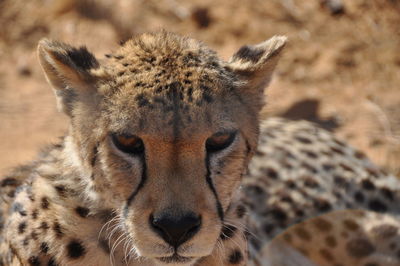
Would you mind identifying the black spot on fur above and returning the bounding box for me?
[48,257,58,266]
[354,191,365,203]
[281,194,293,203]
[234,45,264,63]
[264,167,279,179]
[334,139,346,147]
[155,86,164,94]
[353,150,366,159]
[236,205,247,218]
[41,197,50,209]
[263,224,274,234]
[32,209,39,220]
[67,240,86,259]
[1,177,18,187]
[220,225,237,240]
[28,256,40,266]
[54,185,67,197]
[23,237,30,246]
[228,249,244,264]
[361,179,375,190]
[114,55,124,60]
[301,149,318,159]
[285,180,297,189]
[322,164,335,171]
[301,162,318,174]
[334,175,348,189]
[53,222,64,238]
[270,208,287,222]
[346,238,375,258]
[313,199,332,212]
[246,185,265,196]
[368,199,387,212]
[40,221,49,231]
[381,187,394,201]
[340,163,355,173]
[40,242,49,254]
[18,222,27,234]
[7,189,16,198]
[31,230,39,240]
[331,146,345,155]
[295,136,312,144]
[303,176,319,188]
[295,209,305,218]
[75,206,90,218]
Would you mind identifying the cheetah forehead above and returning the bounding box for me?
[97,32,242,135]
[103,32,236,102]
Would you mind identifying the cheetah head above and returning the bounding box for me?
[37,32,286,265]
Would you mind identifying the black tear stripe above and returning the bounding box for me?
[205,154,224,221]
[90,144,99,167]
[124,153,147,217]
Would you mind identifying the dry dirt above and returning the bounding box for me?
[0,0,399,176]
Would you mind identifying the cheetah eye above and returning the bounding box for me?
[111,134,144,155]
[206,131,237,153]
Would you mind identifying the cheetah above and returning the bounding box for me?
[0,31,286,265]
[1,31,400,266]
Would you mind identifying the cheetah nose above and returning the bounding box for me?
[150,212,201,247]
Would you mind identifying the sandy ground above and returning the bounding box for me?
[0,0,399,176]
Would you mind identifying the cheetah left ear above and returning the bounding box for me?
[37,39,100,116]
[227,36,287,107]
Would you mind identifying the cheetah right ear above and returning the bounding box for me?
[227,36,287,110]
[37,39,100,116]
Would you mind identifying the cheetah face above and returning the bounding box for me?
[37,32,285,265]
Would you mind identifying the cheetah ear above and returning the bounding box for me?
[227,35,287,106]
[37,39,100,116]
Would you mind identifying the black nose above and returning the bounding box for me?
[150,212,201,247]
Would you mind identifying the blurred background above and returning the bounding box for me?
[0,0,399,176]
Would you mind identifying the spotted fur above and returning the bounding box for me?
[257,209,400,266]
[243,118,400,265]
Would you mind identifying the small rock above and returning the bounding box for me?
[17,66,32,77]
[191,7,212,28]
[321,0,345,15]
